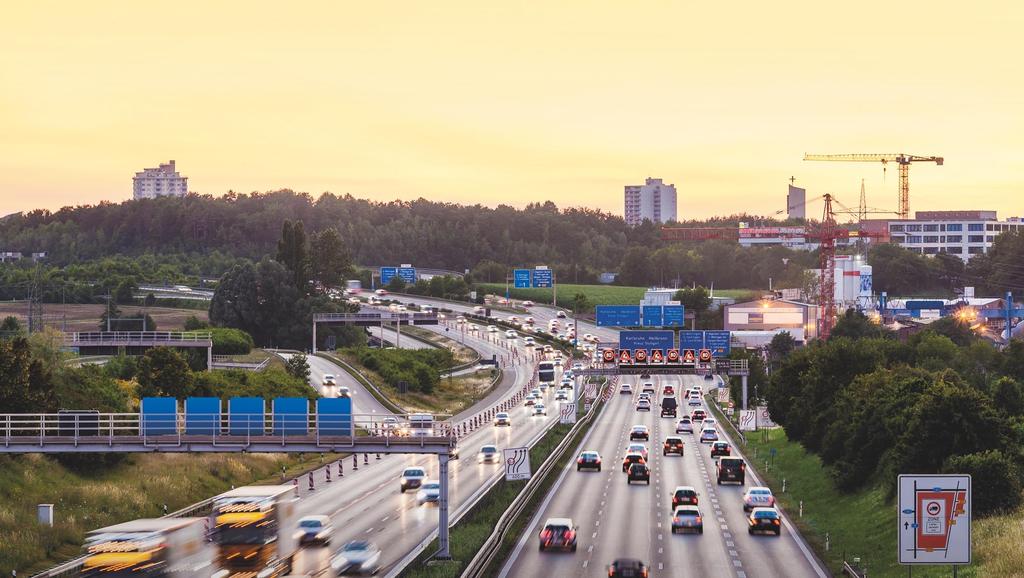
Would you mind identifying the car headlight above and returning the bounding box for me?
[400,477,408,483]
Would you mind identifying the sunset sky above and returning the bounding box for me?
[1,1,1021,221]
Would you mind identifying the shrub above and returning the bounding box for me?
[210,327,254,355]
[943,450,1022,517]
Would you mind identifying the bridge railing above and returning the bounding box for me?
[68,331,213,343]
[313,312,439,323]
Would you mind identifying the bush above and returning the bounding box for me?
[348,347,453,395]
[193,367,315,400]
[210,327,254,355]
[943,450,1022,517]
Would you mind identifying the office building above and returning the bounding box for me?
[886,210,1023,261]
[133,160,188,200]
[787,184,806,220]
[624,177,677,226]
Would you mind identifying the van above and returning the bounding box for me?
[406,413,434,437]
[661,397,678,418]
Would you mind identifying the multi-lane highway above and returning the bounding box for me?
[500,375,827,578]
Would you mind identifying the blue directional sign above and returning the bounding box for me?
[513,269,532,288]
[642,305,664,327]
[663,305,684,327]
[596,305,641,327]
[380,267,398,285]
[532,268,553,288]
[680,330,705,351]
[397,267,418,283]
[704,330,732,357]
[619,330,675,351]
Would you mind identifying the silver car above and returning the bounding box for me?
[331,540,381,575]
[700,428,719,443]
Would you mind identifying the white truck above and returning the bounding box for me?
[80,517,215,577]
[210,485,298,578]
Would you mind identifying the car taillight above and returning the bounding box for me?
[741,464,746,470]
[577,458,583,464]
[596,458,601,463]
[774,519,780,525]
[695,516,702,523]
[642,568,648,578]
[540,529,552,539]
[564,530,575,541]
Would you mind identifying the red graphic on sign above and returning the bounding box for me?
[666,349,680,363]
[698,349,712,362]
[917,489,967,552]
[602,348,617,363]
[650,349,664,364]
[682,349,696,364]
[633,349,648,364]
[618,349,632,365]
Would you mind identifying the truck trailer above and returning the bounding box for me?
[209,485,298,578]
[80,518,215,577]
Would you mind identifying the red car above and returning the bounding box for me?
[663,385,675,396]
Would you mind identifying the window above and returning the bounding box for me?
[907,236,922,243]
[986,236,995,242]
[968,246,985,254]
[946,235,963,243]
[906,224,922,232]
[986,224,996,231]
[968,223,984,231]
[923,247,939,254]
[923,236,939,243]
[946,223,962,231]
[890,224,905,232]
[923,224,940,232]
[947,246,963,253]
[969,235,985,243]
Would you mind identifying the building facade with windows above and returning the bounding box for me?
[133,160,188,200]
[624,177,677,226]
[886,211,1022,261]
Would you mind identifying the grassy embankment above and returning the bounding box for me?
[709,403,1020,577]
[400,326,479,366]
[0,452,334,575]
[475,283,756,306]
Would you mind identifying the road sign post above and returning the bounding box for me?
[898,474,971,567]
[504,447,532,481]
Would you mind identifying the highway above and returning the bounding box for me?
[365,325,435,350]
[499,374,827,578]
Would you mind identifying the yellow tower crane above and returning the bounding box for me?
[803,153,944,219]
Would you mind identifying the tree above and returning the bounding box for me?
[943,450,1022,517]
[28,326,69,368]
[184,315,209,331]
[570,292,592,313]
[767,331,797,366]
[209,259,307,347]
[386,275,407,292]
[137,347,195,398]
[673,286,712,314]
[310,227,353,290]
[210,327,255,355]
[0,337,57,413]
[990,376,1024,417]
[276,220,310,291]
[1,315,23,336]
[143,292,157,307]
[286,353,311,382]
[618,246,653,286]
[114,278,137,304]
[829,309,891,340]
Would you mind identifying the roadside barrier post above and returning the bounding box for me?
[326,466,332,483]
[799,500,804,518]
[353,455,358,470]
[308,472,314,491]
[293,478,299,496]
[364,453,369,465]
[338,461,344,477]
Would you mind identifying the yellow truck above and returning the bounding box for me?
[209,485,298,578]
[80,518,215,577]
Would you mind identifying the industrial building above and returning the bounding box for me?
[624,177,677,226]
[133,160,188,200]
[884,210,1023,261]
[723,299,820,344]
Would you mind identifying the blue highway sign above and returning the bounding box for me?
[663,305,684,327]
[642,305,664,327]
[532,268,553,288]
[380,267,398,285]
[513,269,531,289]
[619,330,675,351]
[704,330,732,357]
[596,305,641,327]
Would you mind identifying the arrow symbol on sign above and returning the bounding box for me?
[904,522,909,530]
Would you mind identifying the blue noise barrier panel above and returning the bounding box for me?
[228,397,265,435]
[317,397,353,437]
[272,397,309,435]
[141,397,177,436]
[185,397,221,435]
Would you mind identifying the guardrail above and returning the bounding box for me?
[461,380,607,578]
[210,355,271,371]
[315,352,407,415]
[68,331,212,343]
[314,312,439,323]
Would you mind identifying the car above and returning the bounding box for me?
[375,289,388,296]
[671,506,704,534]
[583,333,594,342]
[577,450,602,471]
[505,330,518,339]
[640,373,651,379]
[710,441,731,457]
[702,418,717,429]
[522,300,535,307]
[533,403,547,416]
[494,412,511,426]
[642,382,655,394]
[556,310,567,318]
[555,391,568,401]
[626,443,649,460]
[338,385,352,398]
[620,383,633,395]
[508,316,520,323]
[571,362,584,371]
[688,395,702,406]
[661,397,678,418]
[637,392,651,401]
[675,418,694,434]
[629,425,650,441]
[330,540,381,575]
[524,316,535,325]
[531,388,542,397]
[663,385,675,396]
[635,398,652,411]
[538,517,576,551]
[399,467,427,492]
[455,315,466,324]
[627,463,650,484]
[700,428,719,443]
[671,486,699,508]
[743,487,777,511]
[524,395,536,406]
[622,452,646,473]
[381,416,400,436]
[608,559,649,578]
[347,297,361,305]
[523,337,536,346]
[663,436,685,456]
[704,373,714,381]
[717,457,746,485]
[748,507,783,536]
[474,305,486,314]
[691,409,707,422]
[296,515,333,545]
[323,374,337,386]
[478,445,501,463]
[544,345,554,353]
[416,480,440,506]
[487,325,499,333]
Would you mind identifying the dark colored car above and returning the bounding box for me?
[577,450,602,471]
[671,486,699,508]
[691,409,707,422]
[748,507,782,536]
[663,436,685,456]
[629,425,649,441]
[710,441,731,457]
[622,452,646,473]
[608,558,649,578]
[704,373,714,381]
[717,457,746,485]
[660,397,678,418]
[539,518,578,551]
[627,463,650,485]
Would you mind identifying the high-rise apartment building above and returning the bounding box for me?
[787,184,806,220]
[133,160,188,200]
[624,177,677,226]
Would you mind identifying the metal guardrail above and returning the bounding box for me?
[843,559,867,577]
[461,381,607,578]
[210,355,272,371]
[68,331,213,343]
[315,353,406,415]
[314,312,439,323]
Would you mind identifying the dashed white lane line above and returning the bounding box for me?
[733,560,743,567]
[582,560,589,569]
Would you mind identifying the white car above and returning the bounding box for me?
[456,316,466,324]
[331,540,381,575]
[676,418,694,434]
[743,487,777,511]
[689,395,702,406]
[487,325,499,333]
[479,445,501,463]
[523,337,536,346]
[522,300,535,307]
[338,386,351,398]
[400,467,427,492]
[416,480,441,505]
[534,403,547,416]
[323,374,337,386]
[557,310,567,318]
[620,383,633,394]
[505,330,518,339]
[555,391,568,401]
[375,289,388,296]
[525,316,535,325]
[347,297,361,304]
[582,333,594,342]
[296,515,333,545]
[494,412,511,426]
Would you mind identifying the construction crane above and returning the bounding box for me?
[803,153,944,220]
[660,193,886,340]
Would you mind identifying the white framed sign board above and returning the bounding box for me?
[898,474,971,565]
[504,447,532,481]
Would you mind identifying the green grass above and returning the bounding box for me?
[707,400,1011,577]
[475,283,757,307]
[0,452,335,574]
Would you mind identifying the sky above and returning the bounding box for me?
[1,1,1022,221]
